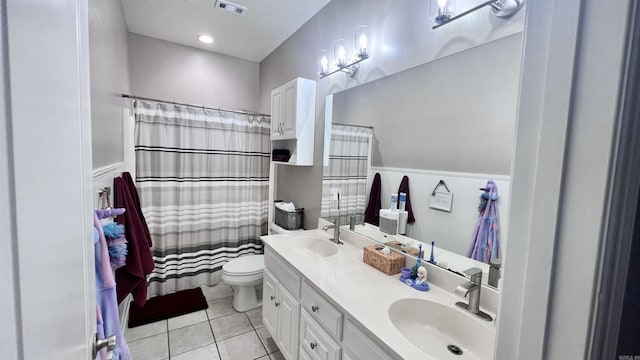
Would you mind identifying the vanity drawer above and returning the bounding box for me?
[301,281,343,340]
[342,319,396,360]
[299,309,341,360]
[265,246,301,297]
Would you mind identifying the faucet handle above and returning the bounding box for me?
[464,267,483,276]
[463,267,483,284]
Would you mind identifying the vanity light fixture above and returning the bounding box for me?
[434,0,455,25]
[432,0,525,30]
[197,34,214,44]
[318,26,371,79]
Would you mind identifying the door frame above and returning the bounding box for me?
[588,0,640,357]
[1,0,95,358]
[497,0,637,358]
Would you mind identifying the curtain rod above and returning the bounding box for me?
[332,122,374,129]
[121,94,271,117]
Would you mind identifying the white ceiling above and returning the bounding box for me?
[120,0,332,63]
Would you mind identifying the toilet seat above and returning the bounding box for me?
[222,255,264,276]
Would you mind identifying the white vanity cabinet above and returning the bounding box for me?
[270,77,316,166]
[263,246,398,360]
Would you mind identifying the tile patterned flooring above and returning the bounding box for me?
[125,284,282,360]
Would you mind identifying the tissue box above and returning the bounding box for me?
[363,244,405,275]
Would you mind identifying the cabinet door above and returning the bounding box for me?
[299,347,315,360]
[299,309,341,360]
[281,80,298,139]
[262,270,278,339]
[342,350,357,360]
[271,87,283,138]
[277,284,300,360]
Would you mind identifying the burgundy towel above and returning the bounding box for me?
[122,172,152,246]
[364,173,382,226]
[114,173,155,306]
[397,175,416,223]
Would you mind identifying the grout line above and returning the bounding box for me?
[246,311,271,357]
[167,312,209,332]
[206,307,224,360]
[166,330,171,360]
[123,320,168,344]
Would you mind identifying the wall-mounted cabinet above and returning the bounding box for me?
[270,77,316,166]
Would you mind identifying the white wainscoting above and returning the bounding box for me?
[367,167,510,258]
[92,162,127,210]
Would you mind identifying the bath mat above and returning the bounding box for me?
[128,288,208,328]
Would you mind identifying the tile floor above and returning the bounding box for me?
[125,283,282,360]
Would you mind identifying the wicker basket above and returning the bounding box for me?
[363,244,405,275]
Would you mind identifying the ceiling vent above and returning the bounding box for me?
[215,0,247,16]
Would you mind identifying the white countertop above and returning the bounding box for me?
[261,228,496,360]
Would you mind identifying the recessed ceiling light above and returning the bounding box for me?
[198,34,214,44]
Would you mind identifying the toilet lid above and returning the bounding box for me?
[223,255,264,276]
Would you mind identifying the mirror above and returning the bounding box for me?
[321,33,523,289]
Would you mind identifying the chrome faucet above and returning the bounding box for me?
[321,222,343,245]
[455,267,493,321]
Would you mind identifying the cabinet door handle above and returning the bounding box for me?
[274,302,280,307]
[311,305,319,312]
[310,342,317,350]
[270,296,275,301]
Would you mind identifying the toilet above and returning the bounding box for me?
[221,255,264,312]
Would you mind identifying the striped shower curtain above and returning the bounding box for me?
[133,101,270,297]
[321,124,373,223]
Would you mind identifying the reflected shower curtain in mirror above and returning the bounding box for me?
[134,101,270,297]
[321,124,373,223]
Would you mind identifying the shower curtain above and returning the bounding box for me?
[134,101,270,297]
[321,124,373,223]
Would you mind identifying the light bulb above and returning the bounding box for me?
[359,33,368,54]
[338,46,346,66]
[320,56,328,73]
[437,0,448,8]
[197,34,214,44]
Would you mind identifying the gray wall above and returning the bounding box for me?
[333,34,521,175]
[89,0,130,168]
[128,33,260,112]
[260,0,524,229]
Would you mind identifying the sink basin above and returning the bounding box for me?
[285,236,338,257]
[388,298,494,360]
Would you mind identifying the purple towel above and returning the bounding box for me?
[467,180,500,263]
[397,175,416,224]
[114,173,155,306]
[94,213,131,360]
[364,173,382,226]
